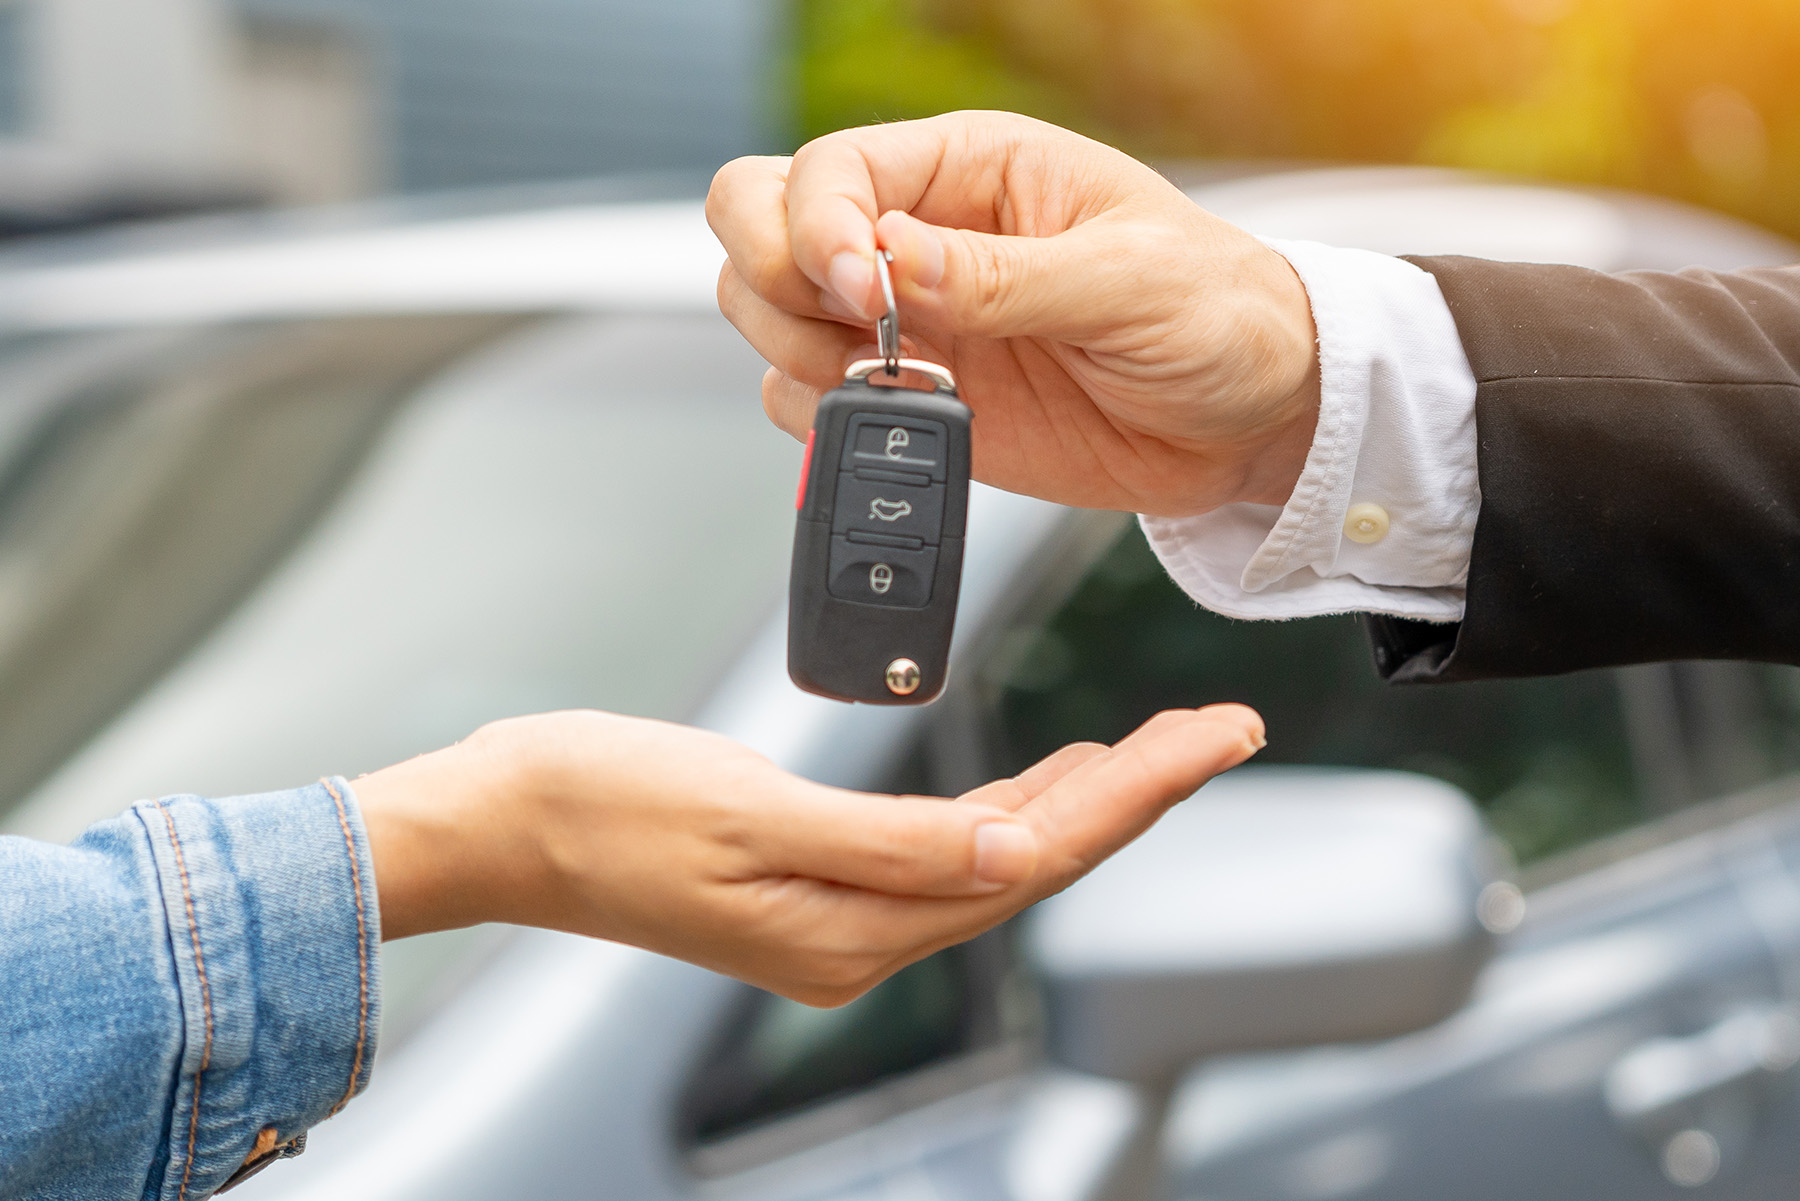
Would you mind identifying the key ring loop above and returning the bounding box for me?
[845,357,958,396]
[875,248,901,376]
[863,250,956,395]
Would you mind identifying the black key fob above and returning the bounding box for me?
[788,358,971,704]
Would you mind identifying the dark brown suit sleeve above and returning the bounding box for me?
[1364,256,1800,682]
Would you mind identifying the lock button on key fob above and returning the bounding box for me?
[828,537,938,607]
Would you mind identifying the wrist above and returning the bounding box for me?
[356,729,546,939]
[1227,243,1321,507]
[1230,363,1319,507]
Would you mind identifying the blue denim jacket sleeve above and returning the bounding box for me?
[0,777,383,1201]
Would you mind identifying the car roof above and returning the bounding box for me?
[0,165,1787,333]
[0,200,725,329]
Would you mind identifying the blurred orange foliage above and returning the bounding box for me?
[798,0,1800,241]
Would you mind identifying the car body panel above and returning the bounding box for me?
[1171,794,1800,1198]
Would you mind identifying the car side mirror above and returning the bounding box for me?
[1027,768,1505,1088]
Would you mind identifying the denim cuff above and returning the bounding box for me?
[134,778,382,1200]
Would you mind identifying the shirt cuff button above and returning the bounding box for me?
[1344,502,1390,544]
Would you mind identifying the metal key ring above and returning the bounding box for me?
[845,357,958,396]
[875,248,901,376]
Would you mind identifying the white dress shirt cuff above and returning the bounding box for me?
[1142,238,1479,623]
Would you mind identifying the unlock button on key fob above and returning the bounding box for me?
[827,537,938,607]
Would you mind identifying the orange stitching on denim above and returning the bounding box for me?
[156,801,214,1201]
[322,778,370,1117]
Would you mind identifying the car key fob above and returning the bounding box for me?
[788,362,970,704]
[787,251,971,704]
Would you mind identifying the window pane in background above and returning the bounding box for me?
[681,945,997,1156]
[990,527,1800,865]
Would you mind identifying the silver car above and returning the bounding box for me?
[0,167,1796,1201]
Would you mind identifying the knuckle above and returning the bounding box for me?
[790,127,868,182]
[715,261,740,312]
[884,861,931,893]
[744,243,791,300]
[859,836,909,877]
[966,241,1013,320]
[764,376,817,439]
[789,134,832,170]
[706,159,752,232]
[867,823,952,891]
[887,847,947,893]
[704,172,732,228]
[705,154,778,220]
[761,369,797,425]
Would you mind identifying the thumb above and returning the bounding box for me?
[751,784,1041,897]
[1024,705,1266,879]
[877,208,1121,342]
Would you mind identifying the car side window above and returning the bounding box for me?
[678,934,1013,1169]
[0,317,518,819]
[984,525,1800,866]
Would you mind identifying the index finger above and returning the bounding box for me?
[707,127,961,326]
[784,112,1091,317]
[1023,705,1265,879]
[707,154,831,321]
[848,706,1265,958]
[709,112,1100,325]
[777,705,1264,997]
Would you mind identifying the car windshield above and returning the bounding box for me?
[0,310,800,1037]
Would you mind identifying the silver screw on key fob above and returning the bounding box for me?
[787,249,972,705]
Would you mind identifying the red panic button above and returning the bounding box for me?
[795,429,816,511]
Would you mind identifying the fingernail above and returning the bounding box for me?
[974,821,1038,886]
[1244,714,1268,751]
[826,252,873,320]
[818,289,860,320]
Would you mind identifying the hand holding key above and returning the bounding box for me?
[709,111,1323,517]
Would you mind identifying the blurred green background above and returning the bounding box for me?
[794,0,1800,243]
